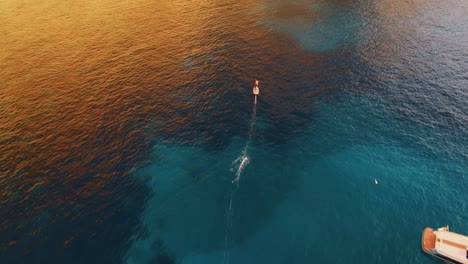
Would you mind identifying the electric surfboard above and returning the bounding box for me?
[253,80,260,95]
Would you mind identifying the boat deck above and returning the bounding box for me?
[422,228,436,252]
[422,227,468,264]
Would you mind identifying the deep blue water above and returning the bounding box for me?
[1,0,467,263]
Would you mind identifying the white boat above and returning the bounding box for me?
[422,226,468,264]
[253,80,259,95]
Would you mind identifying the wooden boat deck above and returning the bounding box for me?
[422,227,468,264]
[422,228,436,252]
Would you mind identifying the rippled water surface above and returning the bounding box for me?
[1,0,467,263]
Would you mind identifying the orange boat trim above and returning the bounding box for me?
[422,228,436,252]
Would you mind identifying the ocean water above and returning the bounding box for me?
[1,0,467,263]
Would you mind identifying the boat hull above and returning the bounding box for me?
[421,227,468,264]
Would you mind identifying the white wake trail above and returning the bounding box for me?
[223,96,257,264]
[232,97,257,183]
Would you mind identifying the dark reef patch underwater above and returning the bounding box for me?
[0,0,467,263]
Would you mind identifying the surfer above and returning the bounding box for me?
[253,80,259,95]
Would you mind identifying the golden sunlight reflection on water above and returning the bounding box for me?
[0,0,337,260]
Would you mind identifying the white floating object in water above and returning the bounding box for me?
[253,79,260,95]
[374,179,378,184]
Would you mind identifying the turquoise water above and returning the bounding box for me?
[126,92,467,264]
[1,0,467,263]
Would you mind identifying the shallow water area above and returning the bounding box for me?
[257,0,366,51]
[128,92,468,263]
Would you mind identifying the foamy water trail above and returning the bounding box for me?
[231,152,249,184]
[232,98,257,183]
[223,97,257,264]
[222,190,235,264]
